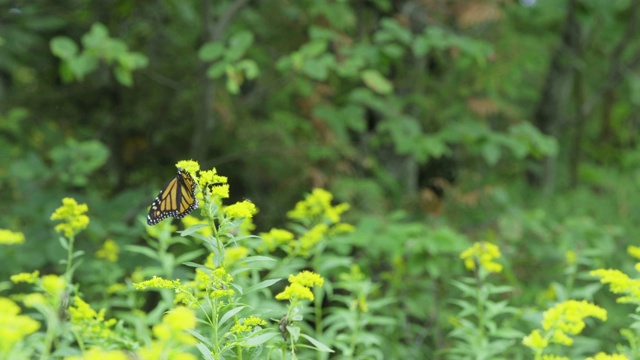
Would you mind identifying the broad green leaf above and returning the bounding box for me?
[361,69,393,94]
[245,332,279,346]
[199,42,225,61]
[229,30,254,52]
[219,306,247,327]
[81,23,109,49]
[299,334,334,352]
[244,278,282,294]
[114,67,133,87]
[238,59,259,79]
[50,37,78,59]
[206,61,227,78]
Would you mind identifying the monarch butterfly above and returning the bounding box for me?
[147,169,199,225]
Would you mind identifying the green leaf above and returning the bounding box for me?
[180,224,209,236]
[229,30,254,52]
[81,23,109,49]
[245,332,279,346]
[299,334,334,352]
[244,278,282,294]
[199,42,225,61]
[238,59,259,79]
[195,343,216,360]
[114,67,133,87]
[206,62,228,79]
[50,37,78,59]
[361,69,393,94]
[299,40,328,57]
[175,249,206,264]
[219,306,247,327]
[124,245,159,260]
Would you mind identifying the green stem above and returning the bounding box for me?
[475,271,486,344]
[64,235,75,282]
[39,311,59,360]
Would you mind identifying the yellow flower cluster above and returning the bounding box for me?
[176,160,200,176]
[10,270,40,284]
[41,274,66,298]
[65,348,129,360]
[259,228,294,252]
[95,239,120,262]
[0,229,25,245]
[231,316,267,333]
[628,245,640,260]
[224,246,249,266]
[586,353,629,360]
[68,296,117,342]
[133,276,182,290]
[287,188,349,224]
[590,268,640,304]
[137,306,198,360]
[198,166,229,200]
[0,297,40,353]
[50,197,90,238]
[459,242,503,273]
[276,271,324,301]
[523,300,606,351]
[224,200,257,219]
[298,224,328,255]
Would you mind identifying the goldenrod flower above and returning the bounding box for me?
[523,300,606,352]
[628,246,640,260]
[0,229,25,245]
[107,283,126,294]
[299,224,328,255]
[95,239,119,262]
[41,274,66,298]
[289,270,324,287]
[586,353,629,360]
[276,282,315,301]
[22,293,47,308]
[276,270,324,301]
[259,228,294,252]
[68,296,117,342]
[0,297,40,352]
[224,246,249,266]
[565,250,576,266]
[152,306,197,346]
[460,242,503,273]
[287,188,349,224]
[231,316,267,333]
[133,276,181,290]
[330,222,355,235]
[590,268,640,304]
[225,200,257,219]
[50,197,90,238]
[64,347,129,360]
[522,329,548,350]
[198,168,229,199]
[176,160,200,176]
[10,270,39,284]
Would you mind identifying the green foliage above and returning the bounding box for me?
[3,0,640,359]
[50,23,148,86]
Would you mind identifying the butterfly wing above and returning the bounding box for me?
[147,169,199,225]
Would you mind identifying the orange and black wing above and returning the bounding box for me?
[147,169,199,225]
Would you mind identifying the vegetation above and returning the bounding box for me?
[2,0,640,359]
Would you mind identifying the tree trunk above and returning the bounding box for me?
[527,0,580,191]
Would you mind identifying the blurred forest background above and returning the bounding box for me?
[2,0,640,357]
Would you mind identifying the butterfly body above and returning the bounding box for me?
[147,169,198,225]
